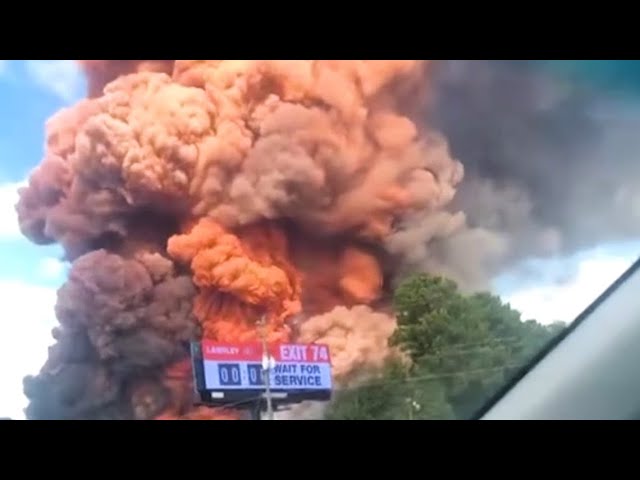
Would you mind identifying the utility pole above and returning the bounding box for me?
[250,401,261,421]
[406,397,421,420]
[259,314,275,421]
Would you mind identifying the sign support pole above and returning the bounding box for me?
[250,401,262,421]
[259,315,275,421]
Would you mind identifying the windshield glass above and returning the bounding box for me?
[0,60,638,420]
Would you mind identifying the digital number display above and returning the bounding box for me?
[247,364,264,386]
[217,363,242,386]
[215,363,265,387]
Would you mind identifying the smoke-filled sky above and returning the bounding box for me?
[0,60,639,419]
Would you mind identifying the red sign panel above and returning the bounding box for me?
[201,341,331,364]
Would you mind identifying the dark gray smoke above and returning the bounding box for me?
[430,60,640,265]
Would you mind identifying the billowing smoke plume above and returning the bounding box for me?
[428,61,640,279]
[55,250,198,373]
[298,305,397,381]
[18,60,469,419]
[383,60,640,292]
[18,60,637,419]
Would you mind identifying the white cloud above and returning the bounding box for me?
[0,60,7,75]
[0,181,25,240]
[0,280,58,419]
[506,254,633,325]
[38,257,66,281]
[24,60,85,102]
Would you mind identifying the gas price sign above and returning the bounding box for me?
[191,341,333,404]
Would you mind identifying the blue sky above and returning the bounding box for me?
[0,60,638,419]
[0,60,86,419]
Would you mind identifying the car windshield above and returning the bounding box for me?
[1,60,638,420]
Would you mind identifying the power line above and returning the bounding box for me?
[414,342,525,362]
[196,394,265,420]
[211,363,523,419]
[218,394,264,410]
[172,395,264,420]
[418,336,523,353]
[335,363,525,393]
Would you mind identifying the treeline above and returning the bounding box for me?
[325,274,565,420]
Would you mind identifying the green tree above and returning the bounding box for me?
[326,274,565,420]
[325,359,454,420]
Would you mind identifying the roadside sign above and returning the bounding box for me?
[191,341,333,406]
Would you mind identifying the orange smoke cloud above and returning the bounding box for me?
[297,305,397,382]
[78,60,175,97]
[18,60,465,420]
[168,218,301,343]
[338,247,383,304]
[18,61,460,253]
[286,231,386,316]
